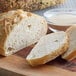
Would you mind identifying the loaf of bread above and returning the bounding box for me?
[26,31,69,66]
[62,25,76,61]
[0,0,65,12]
[0,10,47,56]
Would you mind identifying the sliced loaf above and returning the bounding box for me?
[26,31,69,66]
[62,25,76,61]
[0,10,47,56]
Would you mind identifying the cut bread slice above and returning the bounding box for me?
[26,31,69,66]
[0,10,47,56]
[62,25,76,61]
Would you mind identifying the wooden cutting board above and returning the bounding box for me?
[0,28,76,76]
[0,46,76,76]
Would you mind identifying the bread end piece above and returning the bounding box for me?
[0,10,48,56]
[62,25,76,61]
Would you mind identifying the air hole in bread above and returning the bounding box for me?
[28,25,31,29]
[54,40,58,42]
[8,47,14,51]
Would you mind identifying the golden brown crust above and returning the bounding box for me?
[0,10,24,50]
[0,0,65,12]
[0,10,48,56]
[63,50,76,61]
[26,34,69,66]
[62,25,76,61]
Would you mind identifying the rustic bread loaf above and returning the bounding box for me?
[0,0,65,12]
[26,31,69,66]
[0,10,47,56]
[62,25,76,61]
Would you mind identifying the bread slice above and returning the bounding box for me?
[0,0,65,12]
[62,25,76,61]
[0,10,47,56]
[26,31,69,66]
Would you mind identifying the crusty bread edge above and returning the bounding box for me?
[62,25,76,61]
[0,10,48,56]
[62,49,76,61]
[26,34,69,66]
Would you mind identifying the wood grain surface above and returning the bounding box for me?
[0,46,76,76]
